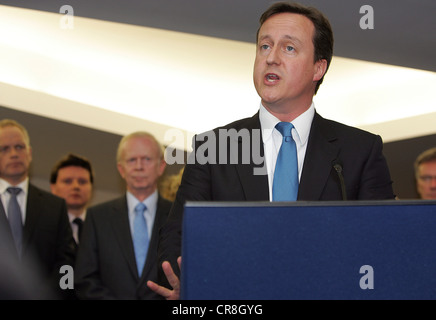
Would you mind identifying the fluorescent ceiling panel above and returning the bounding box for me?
[0,5,435,150]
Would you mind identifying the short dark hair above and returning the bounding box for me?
[256,2,334,94]
[414,147,436,177]
[50,153,94,184]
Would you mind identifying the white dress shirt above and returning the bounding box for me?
[259,102,315,200]
[0,177,29,223]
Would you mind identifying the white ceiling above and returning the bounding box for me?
[0,1,435,151]
[2,0,435,71]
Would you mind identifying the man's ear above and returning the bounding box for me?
[158,159,167,177]
[313,59,327,82]
[117,162,125,179]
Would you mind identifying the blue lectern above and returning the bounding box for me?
[180,200,436,300]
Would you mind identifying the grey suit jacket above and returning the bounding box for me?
[158,111,395,285]
[74,193,172,300]
[0,183,76,299]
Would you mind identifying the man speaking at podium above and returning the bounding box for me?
[148,1,395,299]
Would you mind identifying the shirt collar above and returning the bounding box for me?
[259,102,315,146]
[0,177,29,195]
[68,210,87,223]
[126,189,158,214]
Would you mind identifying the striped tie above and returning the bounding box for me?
[7,187,23,256]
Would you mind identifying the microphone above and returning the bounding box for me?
[332,160,347,201]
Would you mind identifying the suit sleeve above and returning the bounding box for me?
[74,210,116,299]
[46,198,76,299]
[356,134,395,200]
[157,136,213,287]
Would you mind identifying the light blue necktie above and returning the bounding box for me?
[272,122,299,201]
[7,187,23,256]
[133,202,149,276]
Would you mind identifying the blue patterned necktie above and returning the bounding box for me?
[133,202,149,276]
[272,122,299,201]
[7,187,23,256]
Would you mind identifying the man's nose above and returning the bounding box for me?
[266,46,281,65]
[134,159,144,169]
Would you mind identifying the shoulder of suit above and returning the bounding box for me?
[158,195,174,210]
[315,112,379,139]
[28,183,65,203]
[87,196,125,215]
[197,112,260,136]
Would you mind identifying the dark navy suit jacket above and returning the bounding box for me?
[0,183,76,299]
[74,194,172,300]
[158,111,395,286]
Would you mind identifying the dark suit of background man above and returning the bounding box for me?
[147,1,395,300]
[74,131,172,300]
[0,119,76,299]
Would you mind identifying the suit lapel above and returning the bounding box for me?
[234,112,269,201]
[22,184,42,253]
[138,196,166,284]
[110,197,139,279]
[0,196,9,228]
[0,197,18,256]
[298,113,340,200]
